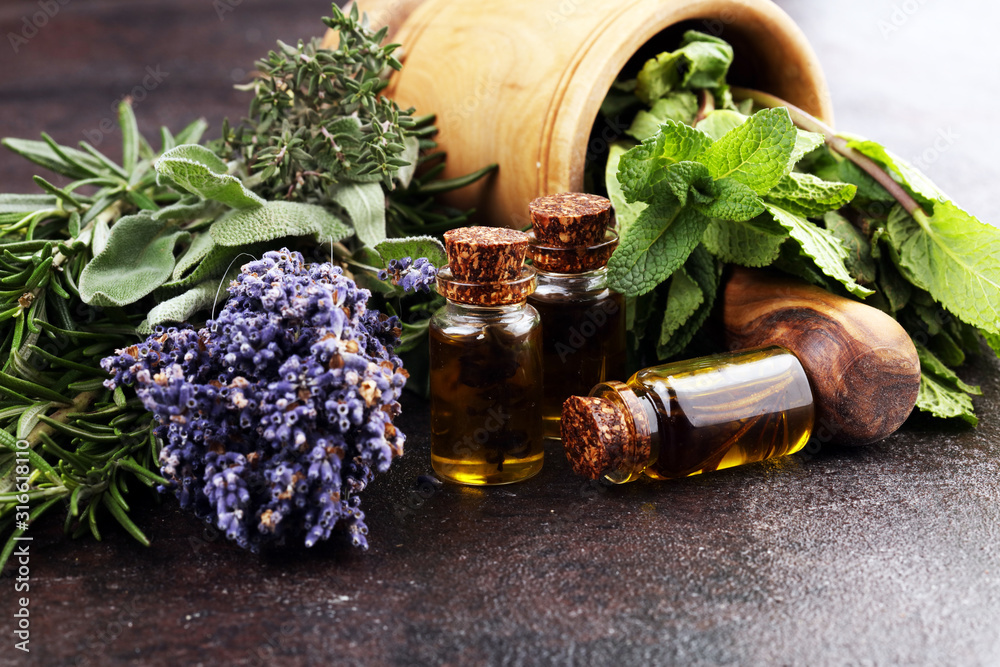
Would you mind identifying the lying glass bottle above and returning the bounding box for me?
[561,346,814,483]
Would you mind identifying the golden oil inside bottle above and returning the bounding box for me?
[634,347,814,478]
[429,305,545,485]
[529,281,626,439]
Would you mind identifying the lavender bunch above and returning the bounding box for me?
[102,250,407,551]
[378,257,438,294]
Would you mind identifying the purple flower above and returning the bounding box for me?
[103,249,407,551]
[378,256,437,294]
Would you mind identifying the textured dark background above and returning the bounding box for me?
[1,1,998,665]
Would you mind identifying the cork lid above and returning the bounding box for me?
[437,226,535,306]
[529,193,613,247]
[443,226,528,283]
[561,395,632,480]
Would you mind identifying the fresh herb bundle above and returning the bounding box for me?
[0,4,491,566]
[597,31,1000,425]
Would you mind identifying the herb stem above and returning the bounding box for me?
[24,390,101,450]
[693,89,715,127]
[731,87,925,217]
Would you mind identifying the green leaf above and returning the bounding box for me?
[824,211,876,285]
[915,342,981,396]
[698,108,796,195]
[984,331,1000,359]
[141,281,224,334]
[887,202,1000,335]
[696,110,747,141]
[172,231,216,279]
[617,121,713,202]
[374,236,447,268]
[764,202,873,298]
[656,161,714,208]
[787,130,825,174]
[766,173,857,218]
[118,100,139,174]
[210,201,353,247]
[696,177,764,222]
[151,196,215,222]
[2,138,106,180]
[877,253,912,312]
[395,135,421,188]
[607,197,710,297]
[916,371,977,425]
[627,92,699,140]
[0,194,58,224]
[79,214,189,307]
[635,31,733,104]
[174,118,209,146]
[155,144,264,209]
[657,245,721,359]
[605,142,646,236]
[702,213,786,267]
[844,136,943,203]
[657,268,703,354]
[329,182,385,247]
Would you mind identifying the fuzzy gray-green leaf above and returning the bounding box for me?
[329,181,385,247]
[375,236,447,268]
[155,144,264,209]
[210,201,353,248]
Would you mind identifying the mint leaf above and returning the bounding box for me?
[698,108,797,195]
[657,162,714,208]
[607,198,710,297]
[155,144,265,209]
[915,342,981,396]
[844,135,944,203]
[824,211,876,285]
[766,173,856,218]
[211,201,353,247]
[702,214,786,267]
[787,131,825,175]
[887,202,1000,334]
[635,32,733,105]
[697,177,764,222]
[657,268,703,354]
[606,142,647,236]
[984,331,1000,359]
[764,202,873,298]
[876,254,912,312]
[697,110,747,141]
[329,182,385,247]
[837,159,895,203]
[657,245,721,359]
[916,371,978,425]
[374,236,447,268]
[627,92,699,140]
[79,214,189,307]
[617,121,712,202]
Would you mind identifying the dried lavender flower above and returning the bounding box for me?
[102,249,407,551]
[378,257,438,294]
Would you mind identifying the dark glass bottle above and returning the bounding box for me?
[526,193,627,439]
[430,227,544,485]
[561,346,814,483]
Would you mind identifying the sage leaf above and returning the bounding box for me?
[764,202,873,298]
[141,281,224,334]
[608,198,710,297]
[210,201,352,247]
[395,136,421,189]
[886,201,1000,334]
[79,214,189,307]
[606,142,646,236]
[155,144,264,209]
[766,173,857,218]
[172,231,216,280]
[330,181,385,247]
[375,236,447,268]
[698,107,797,195]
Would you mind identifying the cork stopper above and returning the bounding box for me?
[528,193,617,273]
[529,193,612,247]
[443,226,528,283]
[437,226,535,306]
[561,396,632,480]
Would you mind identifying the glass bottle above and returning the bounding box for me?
[526,193,627,439]
[561,346,814,483]
[430,226,544,485]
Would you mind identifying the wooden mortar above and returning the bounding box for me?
[325,0,834,228]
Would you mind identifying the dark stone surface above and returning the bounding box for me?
[1,1,999,665]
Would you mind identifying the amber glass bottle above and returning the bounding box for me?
[561,346,814,483]
[526,193,627,439]
[430,227,544,485]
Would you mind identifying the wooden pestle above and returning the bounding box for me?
[722,267,920,446]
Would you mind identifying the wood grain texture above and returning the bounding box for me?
[339,0,834,228]
[723,267,920,446]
